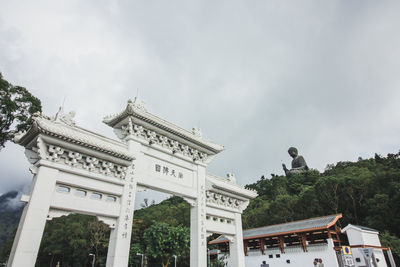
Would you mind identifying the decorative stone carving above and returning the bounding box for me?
[100,162,114,175]
[47,145,64,162]
[121,118,134,135]
[192,127,202,138]
[83,157,99,171]
[205,190,245,211]
[14,112,133,161]
[147,131,157,145]
[118,119,209,162]
[45,145,127,179]
[158,136,169,147]
[226,173,236,184]
[65,151,82,167]
[206,214,234,225]
[170,140,179,154]
[104,100,226,163]
[54,107,76,126]
[127,98,147,112]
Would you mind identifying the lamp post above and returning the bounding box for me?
[207,248,210,267]
[136,253,144,267]
[173,255,180,267]
[89,253,95,267]
[49,253,54,267]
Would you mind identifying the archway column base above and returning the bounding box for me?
[7,167,58,267]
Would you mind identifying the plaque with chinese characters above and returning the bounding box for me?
[143,155,194,188]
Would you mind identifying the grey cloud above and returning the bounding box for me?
[0,0,399,194]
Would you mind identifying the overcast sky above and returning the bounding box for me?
[1,1,400,206]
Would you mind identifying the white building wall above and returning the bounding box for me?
[345,226,388,267]
[346,228,382,247]
[224,239,340,267]
[351,248,388,267]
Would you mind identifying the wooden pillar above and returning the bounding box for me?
[278,236,285,254]
[244,240,248,256]
[335,226,342,246]
[299,234,307,252]
[327,229,332,239]
[260,238,265,255]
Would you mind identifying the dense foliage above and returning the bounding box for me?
[36,214,110,266]
[129,196,191,267]
[143,222,189,267]
[243,152,400,262]
[1,152,400,265]
[0,73,42,149]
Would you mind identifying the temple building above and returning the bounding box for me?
[209,214,396,267]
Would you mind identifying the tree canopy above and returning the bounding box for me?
[143,222,189,267]
[243,152,400,263]
[1,151,400,265]
[0,73,41,149]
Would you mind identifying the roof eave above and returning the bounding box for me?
[103,104,225,154]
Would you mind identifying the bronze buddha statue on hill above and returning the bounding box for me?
[282,147,309,176]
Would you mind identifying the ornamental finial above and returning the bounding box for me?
[54,107,76,126]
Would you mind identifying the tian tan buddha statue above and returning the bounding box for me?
[282,147,309,176]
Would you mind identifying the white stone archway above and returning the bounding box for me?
[7,100,257,267]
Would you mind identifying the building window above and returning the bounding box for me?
[91,193,102,200]
[355,258,361,262]
[56,185,70,193]
[276,254,281,258]
[75,189,87,197]
[106,196,117,202]
[286,259,290,264]
[269,255,273,258]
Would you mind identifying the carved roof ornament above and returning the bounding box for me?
[192,127,202,138]
[103,99,224,158]
[226,173,236,184]
[121,117,134,136]
[13,110,134,161]
[54,107,76,126]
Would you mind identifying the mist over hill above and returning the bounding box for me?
[0,191,23,255]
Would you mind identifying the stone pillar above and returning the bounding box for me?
[106,138,139,267]
[105,177,136,267]
[190,165,207,267]
[229,213,245,267]
[7,166,58,267]
[387,249,396,267]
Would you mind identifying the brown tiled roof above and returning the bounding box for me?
[209,214,342,244]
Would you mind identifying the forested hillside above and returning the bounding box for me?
[1,152,399,266]
[0,191,23,256]
[243,152,400,261]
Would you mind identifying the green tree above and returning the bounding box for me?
[129,243,144,267]
[37,214,109,266]
[143,222,189,267]
[380,231,400,264]
[0,73,41,149]
[88,219,110,266]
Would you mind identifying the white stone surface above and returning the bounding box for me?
[8,102,257,267]
[237,240,339,267]
[342,225,389,267]
[228,213,246,267]
[7,167,58,267]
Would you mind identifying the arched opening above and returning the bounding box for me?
[35,214,110,267]
[130,189,191,267]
